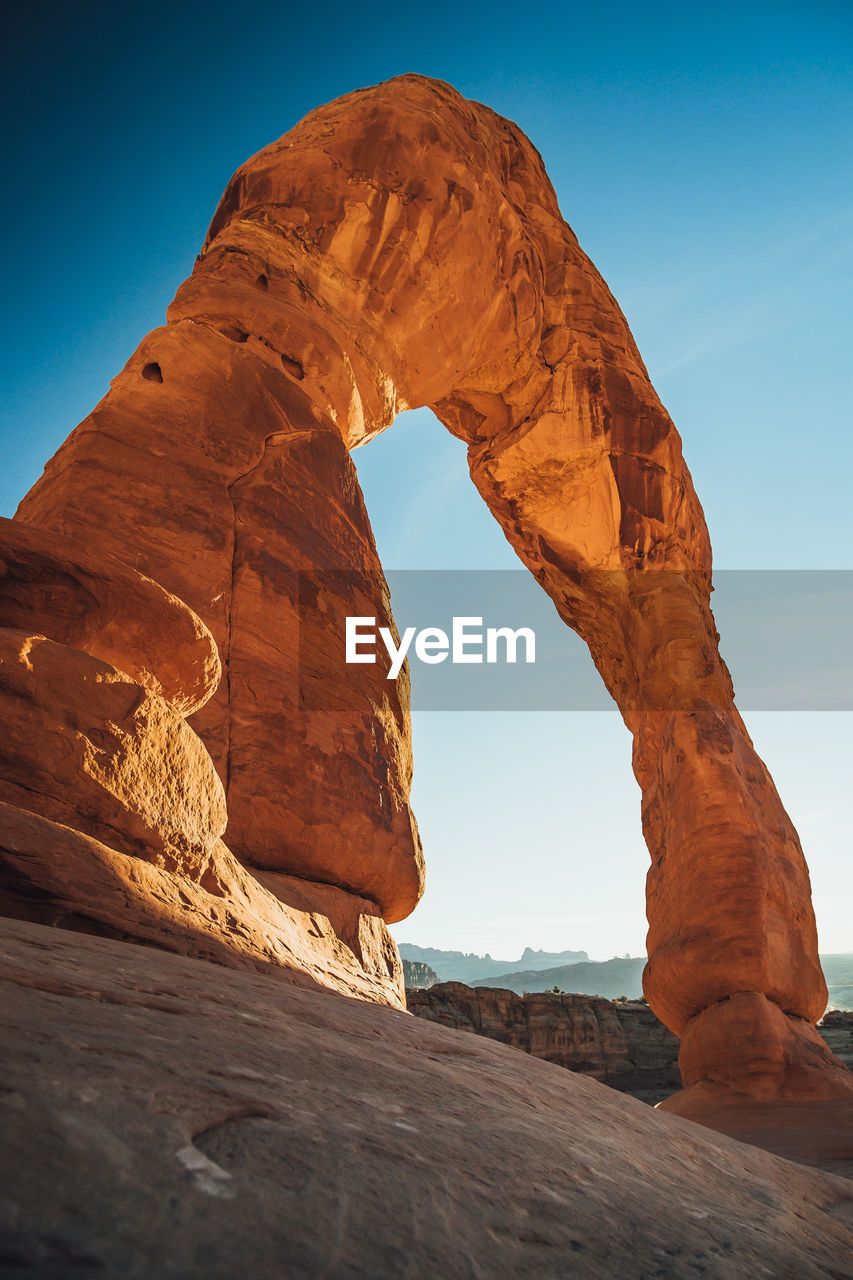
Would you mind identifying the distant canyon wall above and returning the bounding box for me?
[408,984,853,1106]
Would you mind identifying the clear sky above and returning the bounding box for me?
[2,0,851,960]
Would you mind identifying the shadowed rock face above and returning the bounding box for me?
[3,74,851,1120]
[821,1013,853,1073]
[2,918,853,1276]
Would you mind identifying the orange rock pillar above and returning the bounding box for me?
[7,74,850,1112]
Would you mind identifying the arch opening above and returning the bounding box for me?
[351,406,650,965]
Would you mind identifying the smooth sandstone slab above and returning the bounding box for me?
[1,917,852,1278]
[660,1091,853,1180]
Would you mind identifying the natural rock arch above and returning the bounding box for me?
[2,75,850,1122]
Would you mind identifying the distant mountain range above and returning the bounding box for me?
[399,944,853,1010]
[397,944,588,985]
[473,957,645,999]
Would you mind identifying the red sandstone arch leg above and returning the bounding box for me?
[6,75,851,1120]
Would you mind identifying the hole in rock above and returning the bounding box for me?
[199,863,228,899]
[281,354,304,381]
[142,362,163,383]
[219,324,249,343]
[256,274,269,292]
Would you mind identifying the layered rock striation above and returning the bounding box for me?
[408,982,682,1104]
[2,74,849,1125]
[409,984,853,1110]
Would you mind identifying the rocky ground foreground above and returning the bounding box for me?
[2,917,852,1279]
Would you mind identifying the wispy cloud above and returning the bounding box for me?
[624,206,853,377]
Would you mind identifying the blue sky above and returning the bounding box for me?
[2,0,851,957]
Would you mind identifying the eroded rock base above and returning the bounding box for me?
[0,803,403,1006]
[657,991,853,1173]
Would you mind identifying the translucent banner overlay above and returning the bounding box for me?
[297,571,853,711]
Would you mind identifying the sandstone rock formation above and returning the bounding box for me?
[0,516,404,1005]
[3,917,853,1277]
[3,74,850,1130]
[408,982,682,1104]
